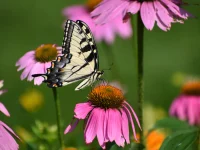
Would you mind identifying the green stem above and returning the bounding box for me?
[132,14,144,147]
[105,142,115,150]
[52,88,65,150]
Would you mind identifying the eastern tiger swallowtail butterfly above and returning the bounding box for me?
[32,20,104,90]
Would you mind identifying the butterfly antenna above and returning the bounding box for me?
[102,63,114,72]
[32,74,45,77]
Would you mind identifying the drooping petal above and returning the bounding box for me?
[107,109,119,142]
[96,108,106,148]
[154,1,172,29]
[0,102,10,117]
[104,109,109,142]
[121,108,130,144]
[161,0,188,19]
[124,101,141,130]
[122,106,137,141]
[113,110,125,147]
[74,102,93,119]
[84,108,99,144]
[64,119,79,134]
[140,2,156,30]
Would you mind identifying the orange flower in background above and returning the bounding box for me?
[146,131,165,150]
[133,130,165,150]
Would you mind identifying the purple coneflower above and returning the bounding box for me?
[63,0,132,44]
[16,44,62,85]
[91,0,191,31]
[64,84,141,149]
[0,80,19,150]
[170,81,200,125]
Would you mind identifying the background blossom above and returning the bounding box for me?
[91,0,191,31]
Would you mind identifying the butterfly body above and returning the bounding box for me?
[32,20,103,90]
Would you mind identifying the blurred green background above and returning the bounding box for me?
[0,0,199,149]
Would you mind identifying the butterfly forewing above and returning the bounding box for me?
[33,20,103,90]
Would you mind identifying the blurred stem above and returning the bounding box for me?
[52,88,65,150]
[131,14,144,147]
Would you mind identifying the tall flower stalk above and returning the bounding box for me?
[52,88,65,150]
[132,14,144,146]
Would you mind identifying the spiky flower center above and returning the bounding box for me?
[181,81,200,95]
[86,0,102,11]
[35,44,58,63]
[88,85,125,109]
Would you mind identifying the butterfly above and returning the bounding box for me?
[32,20,104,90]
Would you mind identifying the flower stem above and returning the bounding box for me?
[52,88,65,150]
[131,14,144,146]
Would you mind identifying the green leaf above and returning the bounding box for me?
[160,128,199,150]
[151,117,191,132]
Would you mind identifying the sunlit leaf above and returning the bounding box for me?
[160,128,199,150]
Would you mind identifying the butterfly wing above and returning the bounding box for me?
[42,20,101,89]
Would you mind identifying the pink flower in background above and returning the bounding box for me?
[91,0,191,31]
[0,121,19,150]
[16,44,62,85]
[169,81,200,125]
[65,84,141,149]
[63,4,132,44]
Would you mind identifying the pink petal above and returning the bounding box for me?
[91,0,127,24]
[0,102,10,117]
[154,1,172,29]
[63,5,87,17]
[28,62,44,81]
[96,108,106,148]
[104,109,109,142]
[188,98,196,125]
[140,2,156,30]
[162,0,188,19]
[127,1,141,14]
[124,101,141,130]
[113,110,125,147]
[16,51,35,67]
[74,102,93,119]
[122,106,137,141]
[20,63,35,80]
[176,98,187,120]
[84,108,99,144]
[0,121,19,139]
[64,119,79,134]
[107,109,119,142]
[121,108,130,143]
[114,18,132,39]
[0,121,19,150]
